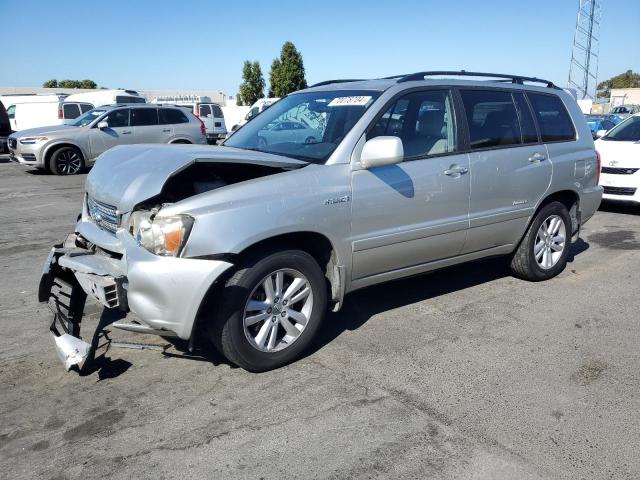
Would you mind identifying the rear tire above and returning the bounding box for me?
[48,146,85,175]
[510,201,571,281]
[209,250,327,372]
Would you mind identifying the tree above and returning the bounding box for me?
[238,61,265,106]
[597,70,640,98]
[236,93,243,106]
[58,79,80,88]
[268,41,307,97]
[79,79,97,89]
[42,79,58,88]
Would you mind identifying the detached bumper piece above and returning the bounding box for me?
[39,240,124,372]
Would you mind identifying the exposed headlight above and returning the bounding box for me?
[128,211,194,257]
[19,136,48,144]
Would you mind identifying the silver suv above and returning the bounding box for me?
[39,71,603,372]
[8,104,206,175]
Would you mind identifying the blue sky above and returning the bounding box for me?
[1,0,638,95]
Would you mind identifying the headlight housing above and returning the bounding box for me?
[19,136,48,144]
[128,211,194,257]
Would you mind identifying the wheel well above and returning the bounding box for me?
[170,139,191,144]
[537,190,580,235]
[44,143,84,166]
[189,231,339,349]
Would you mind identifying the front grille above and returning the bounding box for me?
[601,166,639,175]
[87,196,119,234]
[602,186,637,196]
[9,138,17,149]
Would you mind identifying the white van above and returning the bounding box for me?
[0,94,93,131]
[151,95,226,144]
[63,89,146,109]
[231,98,280,131]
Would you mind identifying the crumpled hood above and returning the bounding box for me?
[85,144,307,213]
[9,124,79,138]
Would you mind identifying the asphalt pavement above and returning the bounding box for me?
[1,157,639,479]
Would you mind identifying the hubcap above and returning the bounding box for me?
[57,150,82,175]
[534,215,566,270]
[243,268,313,352]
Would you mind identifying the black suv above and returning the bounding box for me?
[0,101,11,153]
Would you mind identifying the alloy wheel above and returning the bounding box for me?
[56,149,82,175]
[243,268,313,352]
[534,214,566,269]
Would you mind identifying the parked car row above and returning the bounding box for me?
[151,95,227,144]
[8,104,206,174]
[0,89,145,131]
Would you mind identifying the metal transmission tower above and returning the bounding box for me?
[568,0,602,99]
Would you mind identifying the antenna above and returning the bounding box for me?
[568,0,602,99]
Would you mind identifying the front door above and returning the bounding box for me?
[459,89,553,253]
[88,108,135,160]
[350,89,470,280]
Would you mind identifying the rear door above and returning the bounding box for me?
[460,88,552,253]
[130,108,163,143]
[198,103,214,134]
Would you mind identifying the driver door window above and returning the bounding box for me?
[369,90,457,159]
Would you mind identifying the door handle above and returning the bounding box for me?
[162,129,171,132]
[444,165,469,177]
[528,152,547,163]
[121,130,132,135]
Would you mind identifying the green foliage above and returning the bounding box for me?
[597,70,640,98]
[238,61,265,106]
[268,41,307,97]
[49,79,98,89]
[236,93,243,106]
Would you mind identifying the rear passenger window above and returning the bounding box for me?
[131,108,159,126]
[159,108,189,124]
[62,104,81,119]
[199,104,212,117]
[460,90,522,149]
[527,93,576,142]
[211,105,223,117]
[369,90,457,159]
[512,93,538,144]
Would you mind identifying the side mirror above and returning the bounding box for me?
[97,121,109,130]
[595,129,607,139]
[360,136,404,169]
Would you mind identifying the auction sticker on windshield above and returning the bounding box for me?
[328,96,372,107]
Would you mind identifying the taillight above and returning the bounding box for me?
[198,118,206,137]
[596,150,601,184]
[58,108,63,119]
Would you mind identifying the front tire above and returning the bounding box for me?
[210,250,327,371]
[48,146,85,175]
[510,201,571,281]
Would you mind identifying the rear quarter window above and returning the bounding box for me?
[159,108,189,124]
[211,105,223,117]
[527,93,576,142]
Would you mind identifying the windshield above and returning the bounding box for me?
[71,108,106,127]
[224,90,381,163]
[602,116,640,141]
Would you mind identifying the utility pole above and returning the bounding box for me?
[568,0,602,99]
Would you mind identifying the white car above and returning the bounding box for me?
[231,98,280,131]
[257,120,320,148]
[596,113,640,204]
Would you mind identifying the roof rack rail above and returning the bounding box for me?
[309,79,366,88]
[396,70,558,88]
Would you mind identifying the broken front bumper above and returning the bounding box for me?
[40,229,233,370]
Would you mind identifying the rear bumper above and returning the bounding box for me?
[580,185,603,224]
[40,229,233,340]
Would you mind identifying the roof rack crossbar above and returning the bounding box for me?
[396,70,557,88]
[310,79,366,88]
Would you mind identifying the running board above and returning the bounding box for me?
[111,321,178,337]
